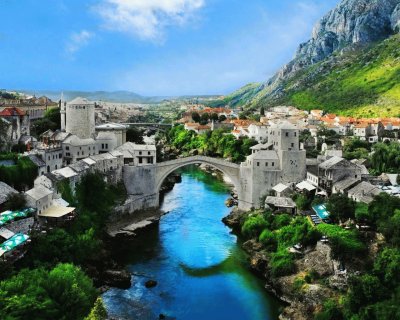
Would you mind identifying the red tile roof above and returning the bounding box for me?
[0,107,26,117]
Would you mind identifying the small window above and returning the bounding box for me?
[139,151,142,155]
[102,144,104,149]
[291,143,294,148]
[148,151,151,155]
[294,132,297,137]
[139,158,143,164]
[66,146,69,150]
[285,132,289,137]
[272,162,275,167]
[265,162,268,166]
[106,144,108,149]
[257,162,260,167]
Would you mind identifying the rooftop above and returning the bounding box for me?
[265,196,296,208]
[0,182,18,205]
[319,156,345,170]
[67,97,95,105]
[247,150,279,161]
[25,185,53,200]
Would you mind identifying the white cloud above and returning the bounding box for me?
[65,30,94,54]
[95,0,205,41]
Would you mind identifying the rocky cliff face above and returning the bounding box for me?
[276,0,400,81]
[229,0,400,111]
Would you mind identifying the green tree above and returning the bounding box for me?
[4,192,27,211]
[0,263,97,320]
[326,193,356,223]
[126,127,144,144]
[218,115,227,122]
[210,113,219,122]
[241,214,268,238]
[85,298,108,320]
[191,112,200,123]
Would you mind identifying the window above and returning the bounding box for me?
[59,153,62,158]
[48,156,50,160]
[139,158,143,164]
[106,144,108,149]
[66,146,69,150]
[77,152,80,156]
[294,132,297,137]
[272,162,275,167]
[285,132,289,137]
[291,143,294,148]
[257,162,260,167]
[102,144,104,149]
[66,152,70,156]
[265,162,268,166]
[148,151,151,155]
[139,151,142,155]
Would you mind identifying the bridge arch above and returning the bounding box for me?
[155,156,241,194]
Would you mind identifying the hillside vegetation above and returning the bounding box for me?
[219,34,400,117]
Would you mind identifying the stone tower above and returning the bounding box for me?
[65,97,95,139]
[273,121,306,184]
[60,92,66,132]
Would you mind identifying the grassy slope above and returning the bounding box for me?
[225,34,400,117]
[206,82,262,108]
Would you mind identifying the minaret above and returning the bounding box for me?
[60,92,66,131]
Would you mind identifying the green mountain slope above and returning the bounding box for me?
[222,34,400,117]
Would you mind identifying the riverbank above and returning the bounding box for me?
[222,209,340,320]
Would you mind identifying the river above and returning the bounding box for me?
[103,166,281,319]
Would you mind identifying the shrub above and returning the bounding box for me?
[272,214,292,230]
[0,263,97,320]
[269,250,296,277]
[259,229,277,251]
[317,224,366,259]
[241,215,268,238]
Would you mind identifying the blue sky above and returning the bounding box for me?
[0,0,338,96]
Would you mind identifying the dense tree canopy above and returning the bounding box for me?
[0,263,97,320]
[165,125,257,163]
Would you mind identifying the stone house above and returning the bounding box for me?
[25,185,53,215]
[347,181,381,204]
[307,156,362,194]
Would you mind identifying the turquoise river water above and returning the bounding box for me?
[103,166,281,319]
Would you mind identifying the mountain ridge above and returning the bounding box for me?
[222,0,400,117]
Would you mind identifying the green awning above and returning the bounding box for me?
[0,233,29,256]
[0,208,34,226]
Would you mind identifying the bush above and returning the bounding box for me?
[269,249,296,277]
[317,224,366,259]
[4,193,27,211]
[0,263,97,320]
[85,298,108,320]
[259,229,277,251]
[315,299,344,320]
[241,215,268,238]
[272,214,292,230]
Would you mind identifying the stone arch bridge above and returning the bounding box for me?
[155,156,240,192]
[122,156,246,212]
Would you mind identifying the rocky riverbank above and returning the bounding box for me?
[222,209,343,320]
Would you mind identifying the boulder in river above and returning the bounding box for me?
[145,279,158,288]
[102,269,131,289]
